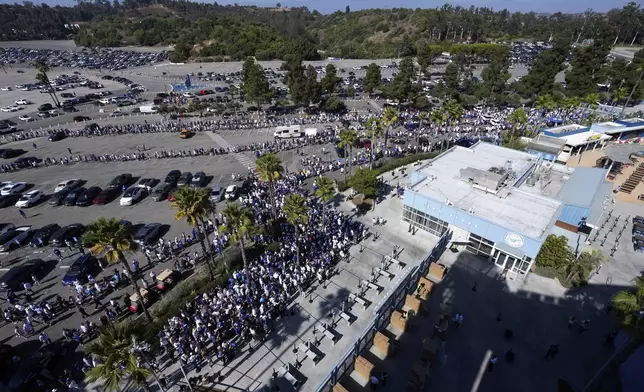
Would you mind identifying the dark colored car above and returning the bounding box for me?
[62,254,98,286]
[177,172,193,187]
[137,178,158,191]
[0,259,44,292]
[48,189,69,206]
[133,223,162,246]
[152,183,173,201]
[0,148,25,159]
[76,186,102,206]
[37,103,53,112]
[7,344,62,391]
[64,187,85,206]
[13,156,42,168]
[30,224,61,247]
[48,131,66,142]
[73,115,91,122]
[164,170,181,185]
[0,194,21,208]
[190,171,207,188]
[62,105,76,113]
[92,187,120,205]
[107,173,132,189]
[49,223,85,247]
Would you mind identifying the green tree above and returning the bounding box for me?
[282,58,307,106]
[347,86,356,98]
[364,63,381,94]
[304,65,321,104]
[444,62,459,95]
[417,44,443,78]
[561,249,603,285]
[242,57,272,107]
[565,42,610,98]
[520,41,569,96]
[507,107,528,136]
[381,106,399,147]
[322,95,346,113]
[170,186,217,277]
[282,193,310,264]
[83,218,152,322]
[85,326,156,392]
[387,57,416,102]
[255,152,284,218]
[535,234,573,269]
[365,117,383,169]
[35,58,60,107]
[320,64,342,94]
[349,168,380,198]
[338,129,358,178]
[314,176,335,230]
[443,99,464,123]
[219,203,255,268]
[502,135,527,151]
[345,5,350,13]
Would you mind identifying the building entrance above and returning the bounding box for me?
[493,249,531,276]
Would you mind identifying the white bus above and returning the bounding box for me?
[274,125,303,139]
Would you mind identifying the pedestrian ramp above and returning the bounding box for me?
[205,131,256,169]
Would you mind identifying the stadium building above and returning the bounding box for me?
[403,142,612,279]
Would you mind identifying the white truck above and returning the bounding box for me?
[274,125,303,139]
[139,105,158,114]
[304,128,318,137]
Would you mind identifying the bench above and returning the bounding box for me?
[361,279,382,292]
[280,364,300,387]
[374,267,394,280]
[298,343,319,362]
[338,311,352,325]
[349,293,368,309]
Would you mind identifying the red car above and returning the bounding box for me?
[93,188,120,205]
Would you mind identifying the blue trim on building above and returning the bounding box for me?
[541,127,590,137]
[558,205,590,227]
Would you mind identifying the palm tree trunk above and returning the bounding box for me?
[196,226,215,280]
[120,254,152,322]
[239,237,248,268]
[268,181,277,219]
[198,218,219,274]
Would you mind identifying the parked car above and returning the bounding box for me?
[0,149,25,159]
[0,259,44,292]
[0,223,15,235]
[132,223,162,246]
[76,186,102,206]
[92,188,120,205]
[62,254,98,286]
[120,187,146,206]
[152,183,173,201]
[64,187,85,206]
[15,190,42,208]
[210,185,224,202]
[0,227,32,252]
[177,172,193,187]
[225,185,238,200]
[0,194,21,208]
[48,189,69,206]
[48,131,67,142]
[107,174,132,189]
[190,171,207,188]
[164,170,181,185]
[54,179,82,193]
[49,224,85,247]
[30,224,61,247]
[137,178,158,191]
[1,182,27,195]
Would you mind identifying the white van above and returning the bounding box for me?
[304,128,318,137]
[274,125,302,139]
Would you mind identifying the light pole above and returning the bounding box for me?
[130,337,167,392]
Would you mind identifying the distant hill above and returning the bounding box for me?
[0,1,641,61]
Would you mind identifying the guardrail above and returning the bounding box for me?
[313,229,451,392]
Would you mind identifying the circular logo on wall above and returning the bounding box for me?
[504,232,524,248]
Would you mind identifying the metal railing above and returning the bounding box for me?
[314,229,452,392]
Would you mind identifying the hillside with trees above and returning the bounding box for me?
[0,1,642,62]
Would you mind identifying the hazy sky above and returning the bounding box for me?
[0,0,632,14]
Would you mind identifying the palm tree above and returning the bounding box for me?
[86,326,162,392]
[534,93,557,132]
[34,58,60,107]
[255,153,284,219]
[170,186,217,278]
[417,111,429,142]
[338,129,358,179]
[365,118,383,169]
[219,203,255,268]
[561,96,581,122]
[82,218,152,322]
[381,106,399,147]
[314,176,335,231]
[443,99,464,123]
[282,194,310,265]
[581,92,599,120]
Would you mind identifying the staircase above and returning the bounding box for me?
[620,163,644,194]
